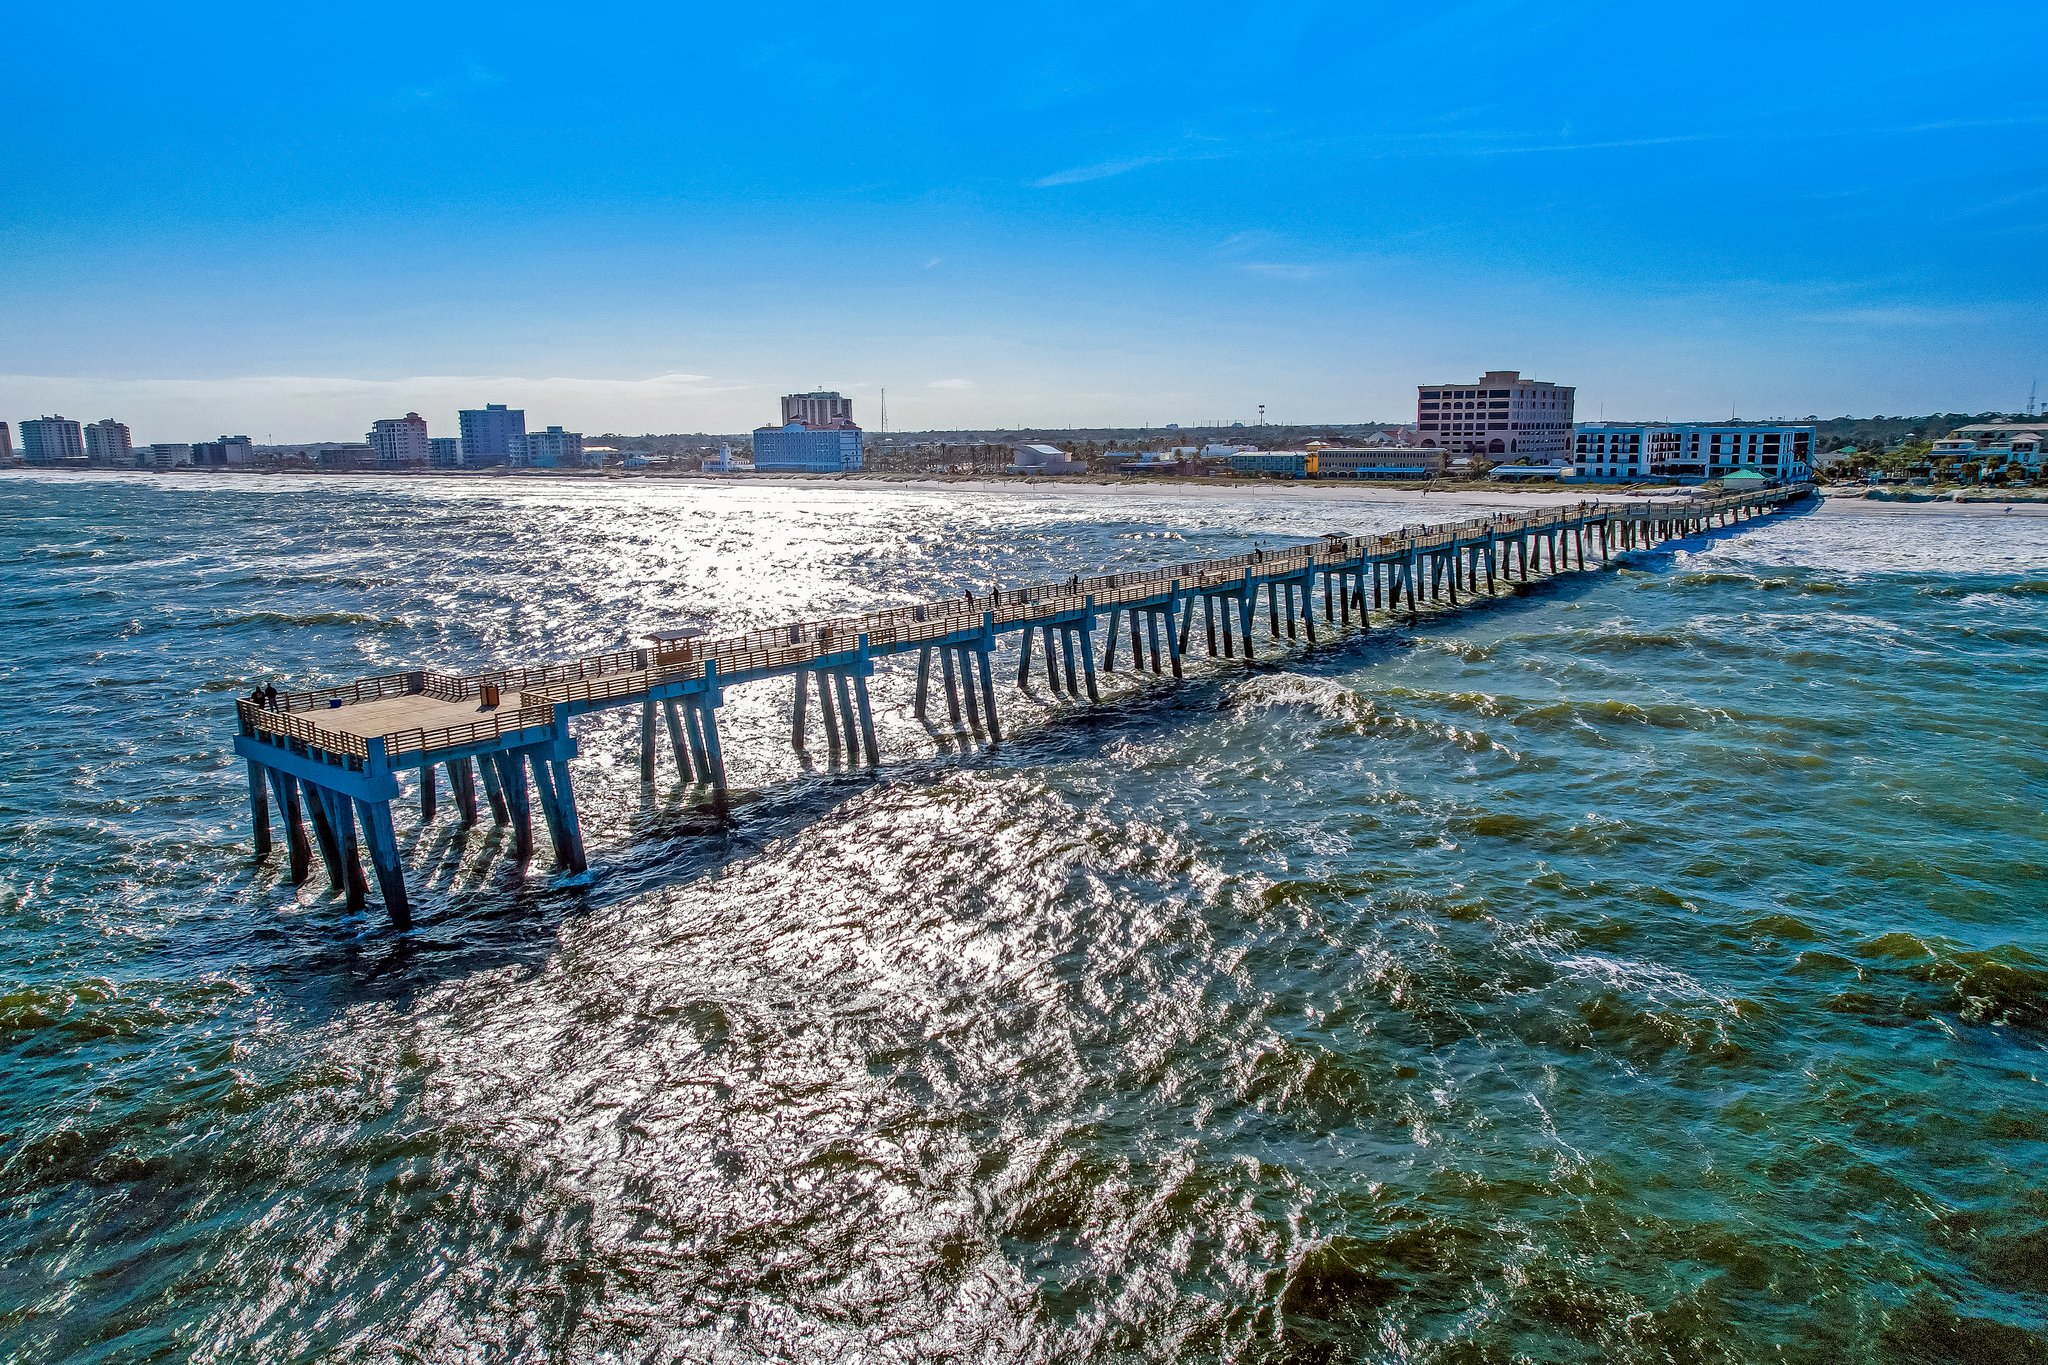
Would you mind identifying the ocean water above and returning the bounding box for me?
[2,471,2045,1364]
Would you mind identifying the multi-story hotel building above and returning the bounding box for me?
[755,391,865,473]
[84,418,133,466]
[21,416,86,464]
[1417,371,1574,462]
[1572,423,1814,482]
[367,413,432,468]
[458,404,525,467]
[511,425,586,468]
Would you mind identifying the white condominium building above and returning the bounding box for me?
[1417,371,1575,461]
[21,416,85,464]
[510,425,586,468]
[1573,423,1814,482]
[85,419,134,466]
[367,412,431,467]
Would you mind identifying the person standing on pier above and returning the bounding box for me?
[262,683,278,709]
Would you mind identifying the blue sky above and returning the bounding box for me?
[4,0,2046,440]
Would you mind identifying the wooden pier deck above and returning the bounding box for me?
[234,484,1810,925]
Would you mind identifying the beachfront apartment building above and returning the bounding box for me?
[510,425,585,468]
[144,443,192,468]
[0,422,10,463]
[1226,450,1315,478]
[21,416,85,464]
[753,422,865,473]
[754,392,864,473]
[186,436,255,467]
[368,413,431,468]
[1931,423,2044,474]
[458,404,525,467]
[430,437,462,468]
[1573,423,1814,482]
[1417,371,1575,462]
[1315,447,1447,480]
[85,419,133,467]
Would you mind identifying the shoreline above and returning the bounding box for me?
[8,465,2047,515]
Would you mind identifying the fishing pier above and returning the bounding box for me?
[235,485,1807,925]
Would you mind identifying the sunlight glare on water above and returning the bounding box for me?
[2,472,2046,1363]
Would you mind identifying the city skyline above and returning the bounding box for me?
[5,1,2046,440]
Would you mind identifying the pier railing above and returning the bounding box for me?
[238,698,373,760]
[238,484,1804,759]
[378,704,560,760]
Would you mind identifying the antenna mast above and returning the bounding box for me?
[880,388,887,433]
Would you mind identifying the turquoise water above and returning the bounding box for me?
[2,472,2045,1363]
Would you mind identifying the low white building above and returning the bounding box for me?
[144,442,192,468]
[1008,443,1086,474]
[1572,423,1813,483]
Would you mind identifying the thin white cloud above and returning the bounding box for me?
[1242,262,1324,281]
[928,378,974,389]
[1033,154,1178,188]
[1797,306,1974,328]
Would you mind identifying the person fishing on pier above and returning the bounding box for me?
[262,683,279,709]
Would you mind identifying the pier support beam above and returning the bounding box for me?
[246,760,273,860]
[1079,617,1100,701]
[664,700,695,781]
[975,645,1001,743]
[698,698,728,790]
[939,650,963,725]
[450,757,479,824]
[491,751,533,860]
[354,797,410,928]
[302,782,343,891]
[852,671,881,767]
[954,648,983,733]
[479,756,510,826]
[265,767,312,883]
[640,699,657,783]
[529,750,588,873]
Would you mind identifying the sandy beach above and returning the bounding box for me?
[622,472,2048,516]
[13,465,2048,514]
